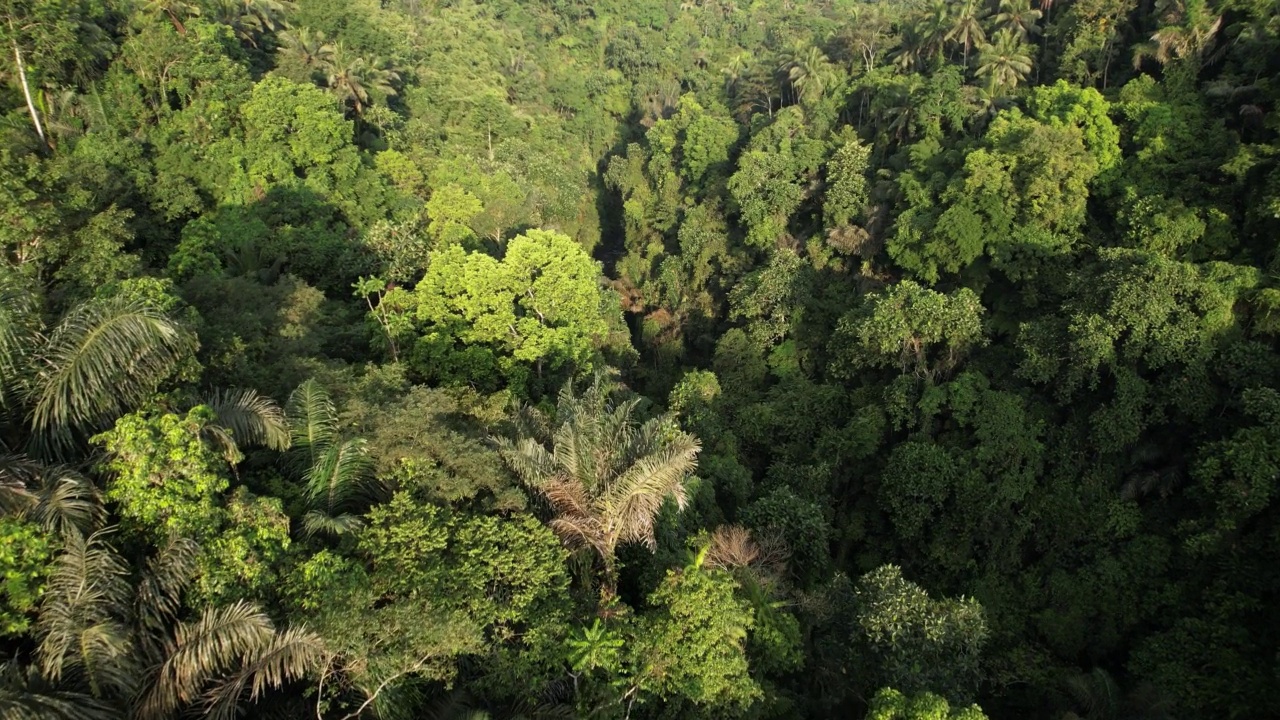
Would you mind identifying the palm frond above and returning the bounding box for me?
[305,438,373,513]
[494,436,556,489]
[135,537,200,650]
[37,529,134,692]
[286,379,337,464]
[604,435,698,548]
[0,661,118,720]
[201,626,326,720]
[201,423,244,466]
[0,269,39,412]
[207,388,290,452]
[137,601,276,720]
[29,298,196,452]
[301,509,365,538]
[705,526,760,570]
[29,467,105,537]
[0,454,40,516]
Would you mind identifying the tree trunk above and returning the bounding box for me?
[598,557,619,611]
[10,32,46,147]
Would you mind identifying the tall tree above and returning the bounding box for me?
[976,29,1034,93]
[325,45,400,117]
[946,0,988,68]
[993,0,1043,41]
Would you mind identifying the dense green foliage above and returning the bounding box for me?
[2,0,1280,717]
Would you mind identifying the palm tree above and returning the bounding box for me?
[277,27,335,72]
[286,379,374,537]
[1132,0,1223,69]
[780,44,835,106]
[0,269,196,455]
[140,0,201,36]
[203,0,294,47]
[966,83,1017,132]
[993,0,1043,41]
[722,51,751,95]
[495,374,701,602]
[946,0,988,67]
[893,23,929,72]
[325,46,401,117]
[919,0,953,64]
[976,30,1034,93]
[0,530,324,719]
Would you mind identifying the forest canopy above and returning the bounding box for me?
[1,0,1279,718]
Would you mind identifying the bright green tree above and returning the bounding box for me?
[866,687,990,720]
[412,229,611,386]
[628,552,762,713]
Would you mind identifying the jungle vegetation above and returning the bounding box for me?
[1,0,1279,718]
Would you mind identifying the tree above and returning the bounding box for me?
[853,566,988,702]
[95,407,229,541]
[326,45,400,117]
[411,229,612,387]
[992,0,1043,41]
[946,0,988,68]
[627,551,761,713]
[0,517,53,638]
[831,281,986,381]
[866,687,990,720]
[93,406,293,602]
[823,135,872,232]
[288,493,569,717]
[727,107,823,248]
[425,184,483,247]
[496,374,700,601]
[976,30,1034,93]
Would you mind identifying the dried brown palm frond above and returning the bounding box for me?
[705,525,760,570]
